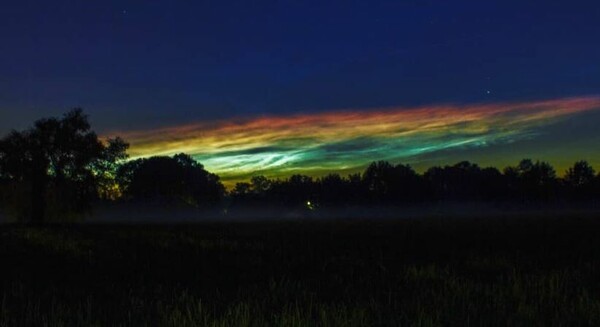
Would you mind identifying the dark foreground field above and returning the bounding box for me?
[2,215,600,326]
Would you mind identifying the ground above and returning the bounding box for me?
[2,214,600,326]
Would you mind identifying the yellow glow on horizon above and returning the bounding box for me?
[104,96,600,184]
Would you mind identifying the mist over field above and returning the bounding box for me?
[78,202,600,224]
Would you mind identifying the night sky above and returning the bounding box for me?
[2,1,600,184]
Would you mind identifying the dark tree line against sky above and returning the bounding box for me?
[0,109,128,223]
[1,110,600,223]
[229,159,599,211]
[116,154,224,207]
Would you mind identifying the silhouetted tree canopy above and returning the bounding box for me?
[2,110,600,220]
[363,161,425,203]
[565,160,595,187]
[425,161,506,201]
[0,109,128,223]
[564,160,596,199]
[503,159,558,201]
[116,153,224,207]
[228,159,600,211]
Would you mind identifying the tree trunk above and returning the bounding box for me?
[30,163,47,224]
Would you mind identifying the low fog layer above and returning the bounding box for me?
[79,202,600,224]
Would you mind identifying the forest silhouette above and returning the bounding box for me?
[1,109,599,223]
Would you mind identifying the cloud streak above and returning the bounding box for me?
[108,96,600,183]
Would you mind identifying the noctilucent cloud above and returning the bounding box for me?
[109,97,600,185]
[1,1,600,184]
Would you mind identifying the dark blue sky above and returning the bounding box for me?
[1,0,599,133]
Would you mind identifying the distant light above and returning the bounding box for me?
[306,200,314,210]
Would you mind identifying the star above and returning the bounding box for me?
[122,10,127,14]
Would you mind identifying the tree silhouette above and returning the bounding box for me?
[279,174,315,206]
[231,182,252,199]
[116,153,224,207]
[317,173,349,205]
[226,158,600,212]
[362,161,425,203]
[250,175,272,195]
[0,109,128,223]
[564,160,596,199]
[565,160,595,187]
[4,111,600,220]
[424,161,503,201]
[363,161,396,201]
[504,159,557,201]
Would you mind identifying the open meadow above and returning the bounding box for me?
[2,214,600,326]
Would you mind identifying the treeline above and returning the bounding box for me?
[0,109,128,222]
[0,109,227,222]
[229,159,600,210]
[1,109,600,223]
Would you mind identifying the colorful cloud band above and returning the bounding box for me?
[109,97,600,184]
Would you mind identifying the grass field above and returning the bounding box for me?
[2,215,600,326]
